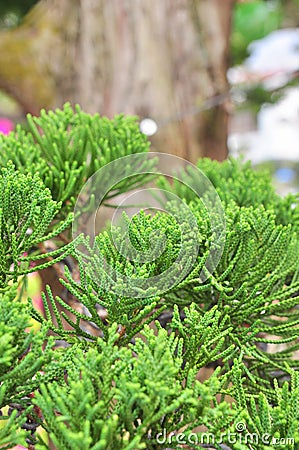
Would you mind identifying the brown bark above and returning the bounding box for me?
[0,0,235,162]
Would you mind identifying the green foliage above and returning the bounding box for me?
[231,0,283,64]
[0,406,27,450]
[0,286,71,448]
[241,85,284,116]
[35,201,299,388]
[0,106,298,449]
[230,364,299,449]
[33,324,239,450]
[0,103,152,217]
[159,157,299,231]
[0,162,76,288]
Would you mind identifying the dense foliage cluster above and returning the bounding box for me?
[0,105,298,449]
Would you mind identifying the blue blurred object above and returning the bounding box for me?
[275,167,296,183]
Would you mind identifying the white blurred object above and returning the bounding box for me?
[228,27,299,165]
[140,118,158,136]
[229,87,299,163]
[228,28,299,89]
[228,29,299,196]
[247,28,299,73]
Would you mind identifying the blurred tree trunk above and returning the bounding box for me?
[0,0,235,161]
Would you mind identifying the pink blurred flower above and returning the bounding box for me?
[0,118,14,135]
[10,446,27,450]
[31,294,44,314]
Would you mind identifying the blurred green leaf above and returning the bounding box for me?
[0,0,38,28]
[231,1,283,64]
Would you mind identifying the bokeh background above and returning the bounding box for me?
[0,0,298,190]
